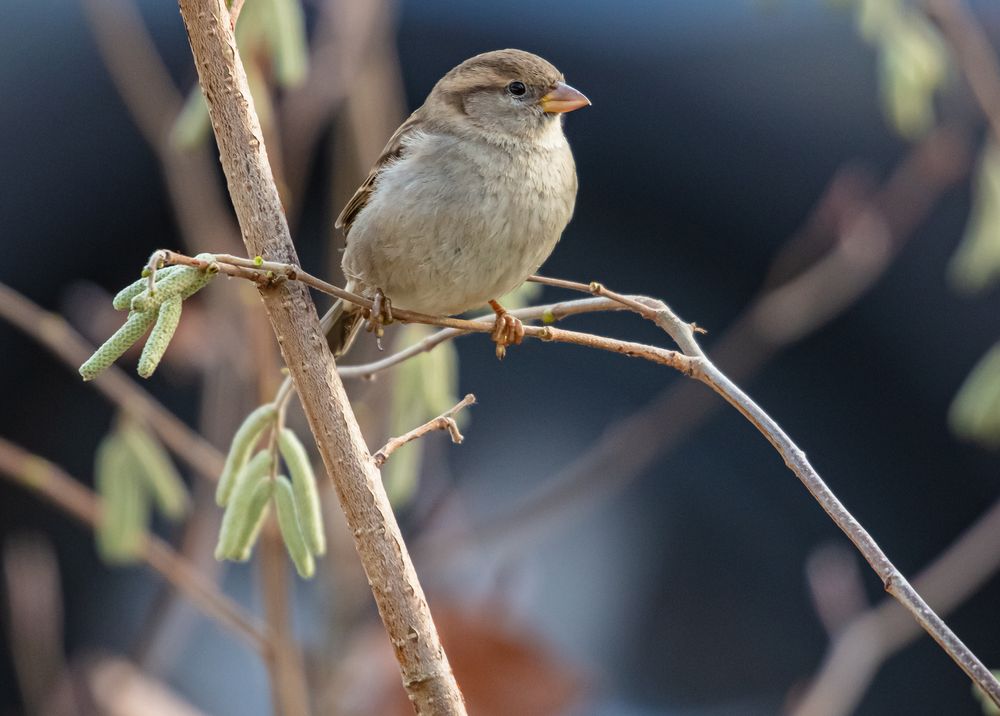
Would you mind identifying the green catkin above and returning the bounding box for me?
[130,264,213,313]
[215,406,277,506]
[266,0,309,86]
[215,457,272,561]
[112,266,182,310]
[119,421,189,519]
[79,310,157,381]
[137,296,183,378]
[274,476,315,578]
[233,480,275,562]
[95,435,148,564]
[277,428,325,555]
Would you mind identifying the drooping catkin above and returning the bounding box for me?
[130,262,215,313]
[137,296,183,378]
[231,478,275,561]
[215,405,276,506]
[215,454,273,561]
[274,476,315,578]
[95,434,148,564]
[112,266,182,310]
[119,420,189,519]
[277,428,325,555]
[79,310,157,381]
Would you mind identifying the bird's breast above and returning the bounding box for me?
[343,129,577,315]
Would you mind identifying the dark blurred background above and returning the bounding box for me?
[2,0,1000,714]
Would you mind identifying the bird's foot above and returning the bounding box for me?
[364,289,393,351]
[489,300,524,360]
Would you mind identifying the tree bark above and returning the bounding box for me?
[174,1,465,712]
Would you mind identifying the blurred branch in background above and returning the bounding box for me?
[0,283,225,478]
[2,536,66,716]
[0,437,267,652]
[926,0,1000,146]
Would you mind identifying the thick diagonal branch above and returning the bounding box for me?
[174,1,465,712]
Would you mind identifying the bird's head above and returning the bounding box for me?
[430,49,590,141]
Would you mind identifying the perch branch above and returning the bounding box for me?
[0,436,267,653]
[152,244,1000,702]
[174,1,466,711]
[374,394,476,467]
[155,251,696,373]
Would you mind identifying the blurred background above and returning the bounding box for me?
[2,0,1000,714]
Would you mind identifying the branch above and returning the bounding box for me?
[156,251,696,373]
[0,436,267,653]
[543,279,1000,707]
[160,241,1000,701]
[793,495,1000,715]
[174,1,466,711]
[374,394,476,467]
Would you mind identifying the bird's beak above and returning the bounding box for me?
[539,82,591,114]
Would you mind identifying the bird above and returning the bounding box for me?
[325,49,590,359]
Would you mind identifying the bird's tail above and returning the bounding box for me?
[322,299,365,359]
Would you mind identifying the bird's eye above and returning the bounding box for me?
[506,81,527,97]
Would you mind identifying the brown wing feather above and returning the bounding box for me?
[335,109,426,234]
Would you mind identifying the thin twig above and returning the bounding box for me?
[0,436,267,653]
[337,296,632,379]
[793,495,1000,715]
[373,394,476,467]
[158,251,696,373]
[548,278,1000,707]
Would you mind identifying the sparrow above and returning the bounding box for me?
[325,49,590,359]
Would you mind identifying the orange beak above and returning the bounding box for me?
[539,82,591,114]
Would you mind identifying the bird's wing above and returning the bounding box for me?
[335,109,426,235]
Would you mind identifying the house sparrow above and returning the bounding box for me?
[326,49,589,359]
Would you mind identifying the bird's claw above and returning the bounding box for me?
[489,302,524,360]
[364,289,393,351]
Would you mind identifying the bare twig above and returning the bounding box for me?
[0,283,225,480]
[793,495,1000,716]
[374,394,476,467]
[548,279,1000,706]
[175,0,466,710]
[337,296,633,379]
[156,251,696,373]
[0,436,267,653]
